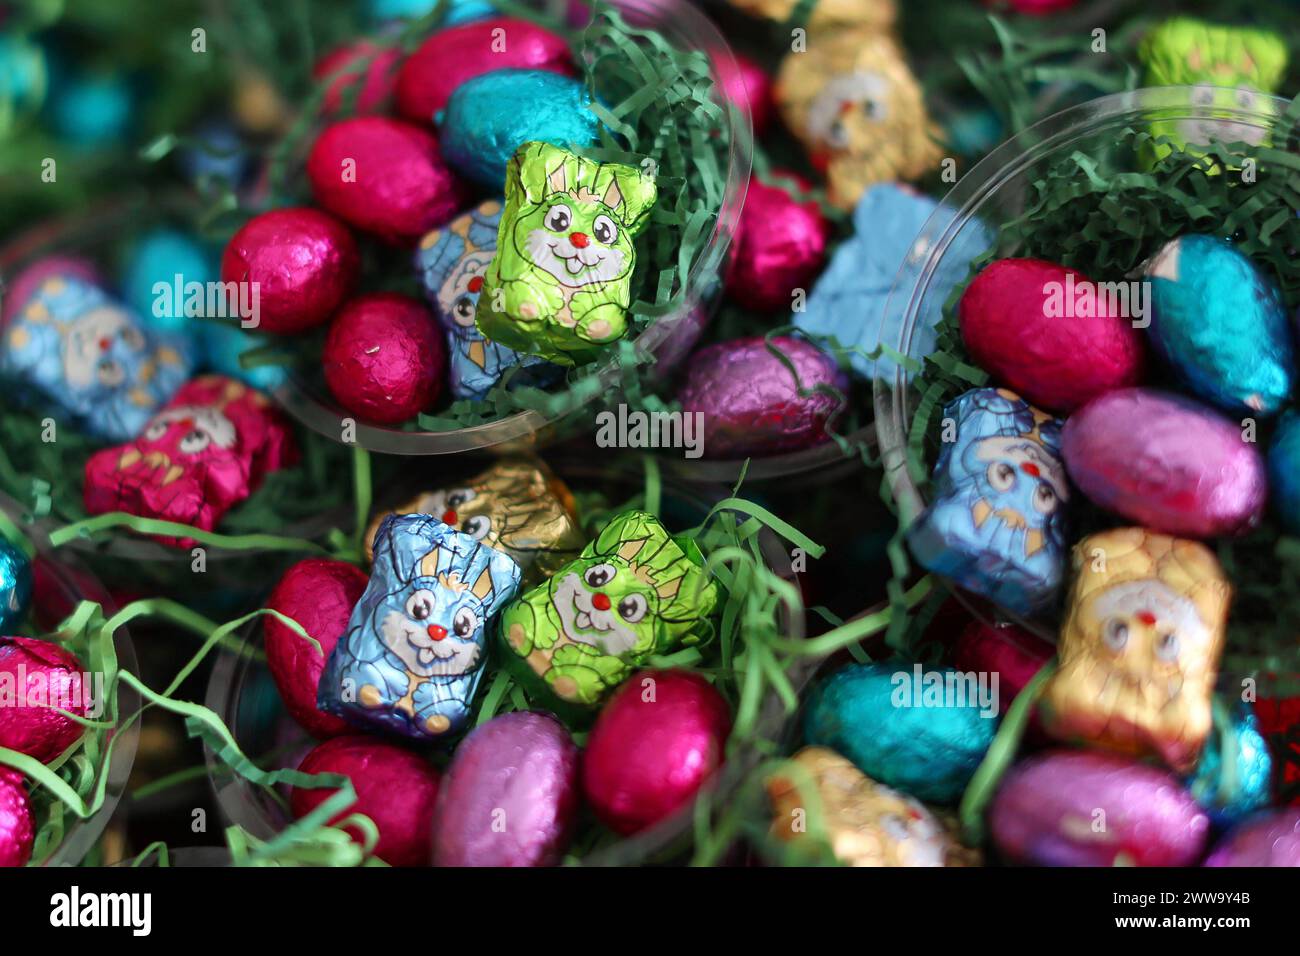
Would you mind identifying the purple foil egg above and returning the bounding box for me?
[677,335,847,459]
[432,711,580,867]
[1204,809,1300,867]
[1061,387,1266,537]
[990,749,1210,866]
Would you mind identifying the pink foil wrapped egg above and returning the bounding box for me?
[432,711,580,866]
[264,559,367,739]
[220,207,359,334]
[323,292,445,424]
[950,618,1053,714]
[990,749,1210,866]
[313,40,402,116]
[959,258,1146,412]
[0,769,33,867]
[677,335,847,458]
[726,174,829,312]
[717,51,773,136]
[289,735,441,867]
[0,637,89,764]
[394,18,573,123]
[307,116,468,244]
[582,669,732,836]
[1061,387,1267,538]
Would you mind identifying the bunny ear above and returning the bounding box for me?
[601,177,623,213]
[419,544,442,580]
[547,161,568,196]
[471,564,494,601]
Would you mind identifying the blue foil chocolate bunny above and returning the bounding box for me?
[319,514,521,741]
[415,200,557,400]
[907,388,1069,616]
[1,269,191,441]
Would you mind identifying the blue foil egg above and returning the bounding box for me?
[803,661,999,804]
[1145,234,1293,416]
[1187,706,1272,827]
[368,0,494,24]
[47,69,133,147]
[438,69,599,188]
[121,228,218,340]
[0,35,48,117]
[1267,412,1300,534]
[0,539,32,633]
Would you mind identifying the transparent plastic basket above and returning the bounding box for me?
[203,457,806,865]
[276,0,753,455]
[872,85,1289,629]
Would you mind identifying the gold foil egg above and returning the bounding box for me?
[1041,528,1231,773]
[725,0,896,31]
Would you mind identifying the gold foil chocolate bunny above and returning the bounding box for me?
[1041,528,1231,773]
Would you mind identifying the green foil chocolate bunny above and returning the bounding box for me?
[499,510,718,708]
[1139,18,1287,160]
[474,141,658,367]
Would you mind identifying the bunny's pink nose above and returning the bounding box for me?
[442,509,457,525]
[99,337,112,351]
[570,232,590,248]
[427,625,448,641]
[1136,611,1156,626]
[467,276,484,293]
[591,593,611,611]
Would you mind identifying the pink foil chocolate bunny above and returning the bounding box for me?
[83,375,297,546]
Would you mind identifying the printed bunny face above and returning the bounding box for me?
[1042,528,1230,772]
[416,201,556,399]
[82,375,296,546]
[364,459,584,586]
[907,388,1069,617]
[2,272,191,441]
[475,142,657,367]
[320,514,521,740]
[775,32,941,211]
[500,510,718,707]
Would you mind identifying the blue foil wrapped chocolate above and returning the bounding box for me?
[0,270,191,442]
[1267,412,1300,534]
[907,388,1069,617]
[1187,705,1273,827]
[415,200,557,399]
[438,69,599,188]
[1146,234,1293,416]
[319,514,521,741]
[794,184,993,381]
[0,539,32,632]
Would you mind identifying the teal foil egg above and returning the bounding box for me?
[1188,706,1272,827]
[1145,234,1293,416]
[803,661,999,804]
[439,69,599,188]
[121,228,217,339]
[0,540,32,632]
[1268,412,1300,534]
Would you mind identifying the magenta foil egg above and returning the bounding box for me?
[677,335,847,458]
[582,669,732,836]
[726,174,829,312]
[716,51,773,136]
[958,258,1146,412]
[432,711,580,867]
[220,207,360,334]
[289,735,441,867]
[306,116,468,244]
[322,292,445,424]
[990,749,1210,866]
[0,636,90,764]
[263,559,368,739]
[1204,809,1300,867]
[0,769,33,867]
[1062,387,1267,537]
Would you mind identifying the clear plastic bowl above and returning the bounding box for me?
[872,86,1288,627]
[203,458,805,865]
[278,0,752,455]
[0,492,142,867]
